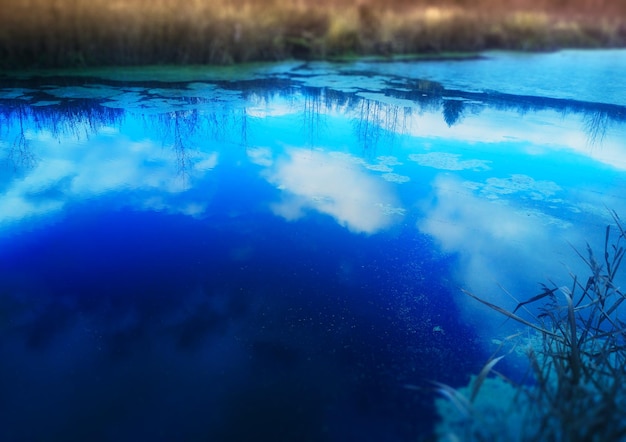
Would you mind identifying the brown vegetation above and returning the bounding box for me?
[1,0,625,69]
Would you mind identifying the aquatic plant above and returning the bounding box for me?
[435,210,626,441]
[1,0,625,69]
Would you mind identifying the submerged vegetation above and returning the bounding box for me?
[436,211,626,441]
[1,0,626,69]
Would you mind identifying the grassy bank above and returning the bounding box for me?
[1,0,626,69]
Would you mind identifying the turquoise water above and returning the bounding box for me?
[1,50,625,441]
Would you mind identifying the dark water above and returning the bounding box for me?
[1,50,626,441]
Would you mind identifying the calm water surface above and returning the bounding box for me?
[1,50,625,441]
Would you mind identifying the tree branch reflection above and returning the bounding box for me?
[1,69,624,170]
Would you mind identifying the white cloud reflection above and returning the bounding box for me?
[246,147,274,167]
[0,193,64,224]
[418,174,587,332]
[265,148,404,234]
[0,128,219,227]
[406,109,626,171]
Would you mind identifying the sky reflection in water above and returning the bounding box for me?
[1,50,626,441]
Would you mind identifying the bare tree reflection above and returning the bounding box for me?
[145,98,250,180]
[7,105,37,171]
[355,99,383,152]
[239,107,249,148]
[0,96,126,172]
[353,97,410,153]
[1,71,625,170]
[154,108,201,182]
[583,109,610,147]
[302,86,326,146]
[173,110,199,182]
[384,103,411,141]
[33,102,123,141]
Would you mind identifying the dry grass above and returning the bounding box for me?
[439,211,626,441]
[1,0,625,68]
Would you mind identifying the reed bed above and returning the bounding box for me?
[1,0,625,69]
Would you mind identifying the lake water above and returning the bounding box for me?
[1,50,625,441]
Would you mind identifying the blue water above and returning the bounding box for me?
[1,50,626,441]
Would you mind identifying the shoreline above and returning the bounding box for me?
[1,1,625,69]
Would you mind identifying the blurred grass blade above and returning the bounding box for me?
[432,381,472,418]
[470,355,504,402]
[463,289,559,338]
